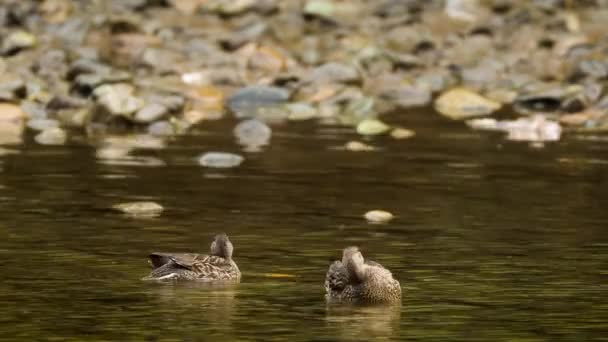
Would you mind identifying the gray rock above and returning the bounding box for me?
[134,103,168,123]
[198,152,244,168]
[2,30,36,55]
[234,119,272,150]
[227,85,290,117]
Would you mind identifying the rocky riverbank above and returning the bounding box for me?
[1,0,608,153]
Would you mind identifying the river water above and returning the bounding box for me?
[0,112,606,341]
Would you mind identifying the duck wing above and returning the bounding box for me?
[148,253,207,269]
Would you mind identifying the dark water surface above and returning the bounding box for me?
[1,113,607,341]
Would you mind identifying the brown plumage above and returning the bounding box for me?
[142,233,240,282]
[325,247,401,303]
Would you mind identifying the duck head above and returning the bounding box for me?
[210,233,234,259]
[342,246,367,282]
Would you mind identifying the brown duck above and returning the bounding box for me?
[325,247,401,303]
[142,233,240,281]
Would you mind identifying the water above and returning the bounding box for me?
[0,113,607,341]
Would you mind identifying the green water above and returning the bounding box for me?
[0,114,606,341]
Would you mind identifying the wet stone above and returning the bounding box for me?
[364,210,394,223]
[34,127,67,145]
[287,103,317,121]
[356,118,390,136]
[198,152,244,168]
[134,103,168,123]
[2,30,36,55]
[234,119,272,150]
[94,83,144,118]
[381,85,431,108]
[345,141,376,152]
[112,201,164,216]
[435,88,501,120]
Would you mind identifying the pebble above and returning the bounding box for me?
[233,119,272,150]
[390,128,416,140]
[93,83,144,117]
[134,103,169,123]
[364,210,394,223]
[198,152,244,168]
[434,88,502,120]
[34,127,67,145]
[356,119,390,136]
[112,201,164,216]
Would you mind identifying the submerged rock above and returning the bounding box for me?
[356,119,390,136]
[198,152,244,168]
[364,210,394,223]
[233,119,271,151]
[112,201,164,216]
[435,88,501,120]
[345,140,375,152]
[467,116,562,142]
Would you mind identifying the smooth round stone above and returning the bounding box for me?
[112,201,164,216]
[34,127,67,145]
[233,119,271,149]
[134,103,168,123]
[364,210,394,223]
[356,118,390,136]
[26,118,59,131]
[198,152,244,168]
[96,146,133,160]
[434,88,501,120]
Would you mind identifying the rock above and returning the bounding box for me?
[364,210,394,223]
[112,201,164,216]
[26,118,60,131]
[513,85,583,114]
[356,119,390,136]
[198,152,244,168]
[307,62,360,84]
[234,119,272,150]
[286,103,317,121]
[345,141,375,152]
[93,83,144,118]
[381,85,431,108]
[227,85,290,118]
[390,127,415,139]
[2,30,36,55]
[34,127,67,145]
[434,88,501,120]
[0,103,26,145]
[147,121,174,136]
[467,116,562,142]
[133,103,168,123]
[96,146,133,160]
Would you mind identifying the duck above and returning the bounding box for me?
[142,233,241,282]
[325,246,401,303]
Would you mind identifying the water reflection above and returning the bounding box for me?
[325,304,401,342]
